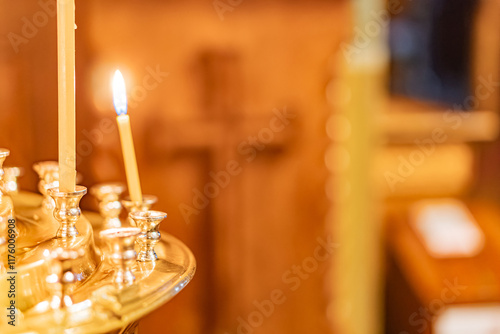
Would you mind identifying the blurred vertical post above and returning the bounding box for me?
[326,0,388,333]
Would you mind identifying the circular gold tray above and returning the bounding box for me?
[0,192,196,333]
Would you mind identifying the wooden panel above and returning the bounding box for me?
[0,1,349,333]
[385,199,500,333]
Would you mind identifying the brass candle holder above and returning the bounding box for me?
[3,167,23,194]
[2,185,195,333]
[130,210,167,262]
[33,162,84,214]
[91,183,126,229]
[99,227,141,287]
[33,161,60,213]
[121,194,157,226]
[45,247,85,309]
[0,149,14,238]
[0,150,196,333]
[48,186,87,238]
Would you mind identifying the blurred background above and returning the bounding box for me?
[1,0,500,333]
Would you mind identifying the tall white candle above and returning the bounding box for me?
[57,0,76,192]
[113,70,143,203]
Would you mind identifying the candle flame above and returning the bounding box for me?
[112,70,127,116]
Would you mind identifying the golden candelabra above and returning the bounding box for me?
[0,149,196,334]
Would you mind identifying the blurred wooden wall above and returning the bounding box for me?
[0,0,349,333]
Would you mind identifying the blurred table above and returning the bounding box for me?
[385,199,500,334]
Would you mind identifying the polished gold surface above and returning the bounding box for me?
[33,161,60,214]
[0,191,99,314]
[91,183,126,229]
[0,149,14,270]
[130,211,167,262]
[121,195,158,214]
[45,247,87,310]
[121,195,157,227]
[0,156,196,333]
[0,191,196,333]
[100,227,141,286]
[49,186,87,238]
[3,167,23,195]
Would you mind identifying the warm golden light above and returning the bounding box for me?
[112,70,127,116]
[112,69,142,204]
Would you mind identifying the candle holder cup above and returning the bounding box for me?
[3,167,23,195]
[33,161,60,212]
[34,162,84,214]
[100,227,141,287]
[121,195,157,227]
[130,210,167,262]
[48,186,87,238]
[91,183,126,229]
[45,247,85,309]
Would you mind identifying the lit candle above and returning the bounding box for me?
[113,70,143,203]
[57,0,76,192]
